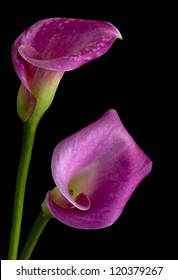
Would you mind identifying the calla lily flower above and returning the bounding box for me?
[12,18,122,122]
[42,109,152,229]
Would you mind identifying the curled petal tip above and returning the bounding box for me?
[117,34,123,40]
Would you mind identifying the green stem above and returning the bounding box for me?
[19,211,50,260]
[8,120,38,260]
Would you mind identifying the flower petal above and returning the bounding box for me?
[17,84,36,122]
[12,18,121,88]
[47,109,152,229]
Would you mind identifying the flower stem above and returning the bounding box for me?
[8,120,38,260]
[19,211,50,260]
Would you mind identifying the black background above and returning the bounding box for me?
[1,2,176,260]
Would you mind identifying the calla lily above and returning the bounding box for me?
[12,18,122,122]
[42,109,152,229]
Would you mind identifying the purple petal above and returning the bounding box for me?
[17,83,36,121]
[12,18,121,89]
[45,109,152,229]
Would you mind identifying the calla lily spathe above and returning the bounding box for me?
[12,18,122,122]
[42,109,152,229]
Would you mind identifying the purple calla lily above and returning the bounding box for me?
[12,18,122,122]
[42,109,152,229]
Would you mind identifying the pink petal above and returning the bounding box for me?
[17,84,36,122]
[12,18,121,90]
[45,109,152,229]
